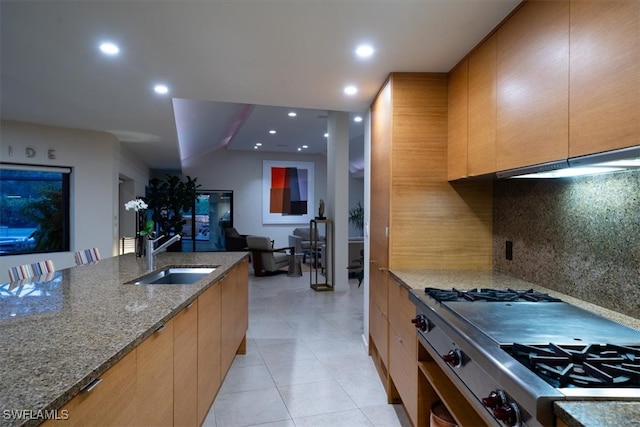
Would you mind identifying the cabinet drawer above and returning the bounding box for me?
[369,263,388,317]
[369,299,389,367]
[389,330,418,426]
[388,277,417,358]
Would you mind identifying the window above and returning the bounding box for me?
[0,164,71,255]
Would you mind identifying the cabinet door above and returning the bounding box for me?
[197,283,222,425]
[235,258,249,354]
[221,267,238,374]
[174,301,198,427]
[370,79,391,269]
[447,59,469,180]
[468,34,497,176]
[137,319,174,427]
[42,350,137,427]
[388,278,419,426]
[569,0,640,156]
[496,0,569,171]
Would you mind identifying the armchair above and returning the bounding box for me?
[288,227,325,263]
[246,235,294,276]
[224,227,248,251]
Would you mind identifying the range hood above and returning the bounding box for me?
[496,145,640,179]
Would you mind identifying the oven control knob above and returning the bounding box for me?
[492,402,522,427]
[481,390,506,409]
[410,315,429,331]
[442,349,463,367]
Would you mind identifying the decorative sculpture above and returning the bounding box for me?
[317,199,325,219]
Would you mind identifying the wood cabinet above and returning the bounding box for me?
[468,33,497,176]
[137,319,174,427]
[221,257,249,374]
[388,277,421,426]
[42,350,137,427]
[447,59,468,180]
[197,281,222,425]
[370,73,493,426]
[173,301,198,427]
[569,0,640,157]
[496,0,569,171]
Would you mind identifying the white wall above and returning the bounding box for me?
[183,148,328,248]
[0,120,149,273]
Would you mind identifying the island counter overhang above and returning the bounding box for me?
[0,252,249,426]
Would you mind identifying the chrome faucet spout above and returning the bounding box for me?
[145,234,181,270]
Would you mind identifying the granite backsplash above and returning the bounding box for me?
[493,169,640,319]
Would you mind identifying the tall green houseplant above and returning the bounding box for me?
[146,174,200,249]
[348,201,364,236]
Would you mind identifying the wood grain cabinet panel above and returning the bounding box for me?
[388,277,419,426]
[137,319,174,427]
[42,350,137,427]
[234,258,249,354]
[370,80,391,269]
[447,59,469,180]
[496,0,569,171]
[220,267,238,374]
[569,0,640,156]
[197,283,222,425]
[468,33,497,176]
[173,301,198,427]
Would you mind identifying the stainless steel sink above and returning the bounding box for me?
[127,267,217,285]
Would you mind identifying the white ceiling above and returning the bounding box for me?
[0,0,521,171]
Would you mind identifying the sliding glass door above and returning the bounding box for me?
[182,190,233,252]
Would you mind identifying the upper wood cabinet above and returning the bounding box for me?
[447,59,468,180]
[569,0,640,157]
[370,81,392,269]
[468,33,497,176]
[496,0,569,171]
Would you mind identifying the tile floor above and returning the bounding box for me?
[202,270,411,427]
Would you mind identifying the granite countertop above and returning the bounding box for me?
[390,269,640,427]
[0,252,248,427]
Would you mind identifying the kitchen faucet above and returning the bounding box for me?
[146,234,181,271]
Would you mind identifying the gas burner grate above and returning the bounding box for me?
[503,343,640,388]
[424,287,562,303]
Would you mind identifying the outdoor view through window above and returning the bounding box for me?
[0,166,70,255]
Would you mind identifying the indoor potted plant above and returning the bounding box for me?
[348,201,364,236]
[145,174,200,251]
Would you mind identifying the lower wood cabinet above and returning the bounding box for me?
[43,259,249,427]
[42,349,137,427]
[197,280,222,425]
[137,319,175,427]
[173,301,198,427]
[388,277,421,427]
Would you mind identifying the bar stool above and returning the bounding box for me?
[74,248,101,265]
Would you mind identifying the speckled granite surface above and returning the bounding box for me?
[391,268,640,427]
[493,169,640,319]
[0,252,248,427]
[554,401,640,427]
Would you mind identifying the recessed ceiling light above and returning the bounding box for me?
[99,42,120,55]
[288,112,297,117]
[355,44,374,58]
[269,130,276,134]
[254,146,259,150]
[354,116,363,123]
[255,142,262,146]
[344,85,358,96]
[302,145,309,149]
[154,84,169,95]
[297,148,302,152]
[324,133,329,138]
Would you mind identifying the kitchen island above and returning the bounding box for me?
[391,269,640,427]
[0,252,249,427]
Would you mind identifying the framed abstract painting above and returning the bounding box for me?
[262,160,315,224]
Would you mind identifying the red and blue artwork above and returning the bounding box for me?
[269,166,308,215]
